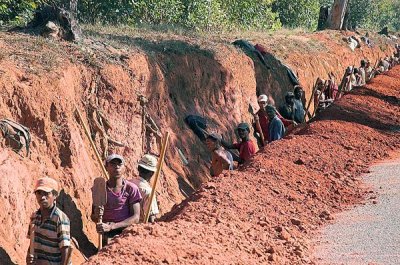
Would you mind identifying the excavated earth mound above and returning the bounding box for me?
[86,67,400,264]
[0,29,398,264]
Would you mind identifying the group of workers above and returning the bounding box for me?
[204,85,305,177]
[26,43,400,264]
[27,153,160,264]
[205,43,400,177]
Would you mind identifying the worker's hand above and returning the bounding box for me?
[30,212,36,223]
[96,222,114,233]
[26,254,35,264]
[293,121,298,126]
[93,206,104,219]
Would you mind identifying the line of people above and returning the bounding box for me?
[205,43,400,177]
[205,86,307,177]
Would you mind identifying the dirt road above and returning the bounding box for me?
[313,155,400,264]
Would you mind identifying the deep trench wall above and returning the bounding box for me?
[0,34,257,264]
[250,30,396,111]
[0,31,396,264]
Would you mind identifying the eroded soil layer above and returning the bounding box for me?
[86,68,400,264]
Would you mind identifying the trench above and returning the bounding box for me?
[312,155,400,264]
[0,30,398,264]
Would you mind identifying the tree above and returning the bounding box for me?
[326,0,349,30]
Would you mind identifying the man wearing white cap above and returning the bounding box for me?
[27,177,71,265]
[254,94,294,145]
[132,154,160,223]
[91,154,142,244]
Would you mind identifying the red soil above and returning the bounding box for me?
[0,30,398,264]
[85,69,400,264]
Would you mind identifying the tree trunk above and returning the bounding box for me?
[327,0,349,30]
[11,1,81,42]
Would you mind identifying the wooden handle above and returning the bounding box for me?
[98,215,103,250]
[29,223,35,256]
[75,105,109,180]
[255,118,265,146]
[144,132,170,223]
[303,79,319,123]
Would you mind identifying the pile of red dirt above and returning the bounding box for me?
[85,69,400,264]
[0,29,397,264]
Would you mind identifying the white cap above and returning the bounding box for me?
[138,154,158,172]
[105,154,125,164]
[257,94,268,103]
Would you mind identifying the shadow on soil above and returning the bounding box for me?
[57,190,97,258]
[316,87,400,132]
[0,247,16,265]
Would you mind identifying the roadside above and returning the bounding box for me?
[312,154,400,265]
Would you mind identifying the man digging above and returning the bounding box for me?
[132,154,160,223]
[91,154,142,246]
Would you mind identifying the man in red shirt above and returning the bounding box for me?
[221,123,256,164]
[253,94,295,146]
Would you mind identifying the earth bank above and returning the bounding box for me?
[0,29,398,264]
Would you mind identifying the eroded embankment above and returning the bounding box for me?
[0,29,397,264]
[86,67,400,264]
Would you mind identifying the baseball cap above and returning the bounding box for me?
[237,122,250,130]
[105,154,125,164]
[138,154,158,172]
[34,177,59,193]
[257,94,268,103]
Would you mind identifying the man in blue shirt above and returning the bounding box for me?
[266,105,285,142]
[293,86,306,123]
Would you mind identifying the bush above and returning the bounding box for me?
[273,0,320,30]
[0,0,40,25]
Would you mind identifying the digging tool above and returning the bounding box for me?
[74,105,109,180]
[303,79,319,123]
[29,222,35,258]
[311,80,329,118]
[138,95,148,156]
[71,237,89,261]
[144,132,170,223]
[92,177,107,251]
[248,103,265,146]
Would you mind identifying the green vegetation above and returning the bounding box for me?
[349,0,400,31]
[1,0,399,32]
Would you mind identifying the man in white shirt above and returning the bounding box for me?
[132,154,160,223]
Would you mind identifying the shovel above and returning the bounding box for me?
[92,177,107,251]
[248,103,265,146]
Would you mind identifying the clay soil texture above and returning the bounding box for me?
[85,67,400,264]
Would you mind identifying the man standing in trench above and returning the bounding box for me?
[132,154,160,223]
[254,94,295,146]
[27,177,71,265]
[293,86,306,123]
[266,106,285,142]
[221,122,256,164]
[91,154,142,245]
